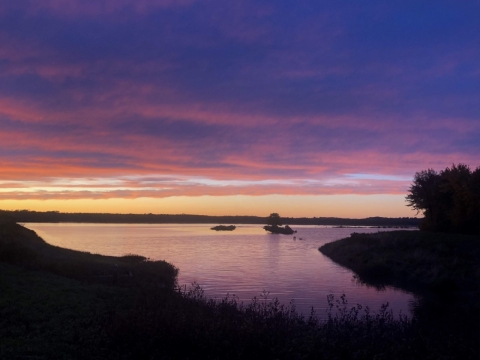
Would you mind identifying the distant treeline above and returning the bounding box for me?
[0,210,420,227]
[406,163,480,234]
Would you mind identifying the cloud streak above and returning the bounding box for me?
[0,174,412,200]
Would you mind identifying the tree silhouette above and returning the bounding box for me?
[266,213,282,227]
[406,164,480,234]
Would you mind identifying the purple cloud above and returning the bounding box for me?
[0,0,479,204]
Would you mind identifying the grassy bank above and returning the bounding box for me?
[319,230,480,360]
[319,230,480,293]
[1,223,479,359]
[0,221,178,290]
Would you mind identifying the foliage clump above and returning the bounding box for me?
[406,164,480,233]
[266,213,283,227]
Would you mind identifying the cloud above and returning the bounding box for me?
[0,1,479,204]
[0,173,412,201]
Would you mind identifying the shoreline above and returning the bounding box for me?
[2,222,480,359]
[319,230,480,295]
[1,209,421,227]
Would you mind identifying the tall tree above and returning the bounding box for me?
[440,164,472,232]
[406,169,443,230]
[406,164,480,234]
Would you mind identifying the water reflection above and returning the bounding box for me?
[25,223,414,319]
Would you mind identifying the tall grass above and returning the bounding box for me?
[101,282,416,360]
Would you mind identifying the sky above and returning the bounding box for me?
[0,0,479,217]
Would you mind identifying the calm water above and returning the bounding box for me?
[25,223,415,319]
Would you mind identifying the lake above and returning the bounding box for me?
[25,223,415,319]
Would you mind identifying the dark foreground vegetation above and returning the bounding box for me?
[1,222,480,359]
[320,230,480,359]
[406,163,480,234]
[0,209,420,227]
[0,223,476,359]
[320,231,480,293]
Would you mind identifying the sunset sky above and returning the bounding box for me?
[0,1,479,217]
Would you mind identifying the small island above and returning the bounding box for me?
[263,213,297,234]
[263,224,296,234]
[211,225,236,231]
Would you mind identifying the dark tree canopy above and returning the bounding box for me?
[406,164,480,234]
[266,213,283,227]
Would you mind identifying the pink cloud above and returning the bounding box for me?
[0,1,478,208]
[0,177,412,201]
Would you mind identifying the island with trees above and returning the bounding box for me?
[263,213,297,234]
